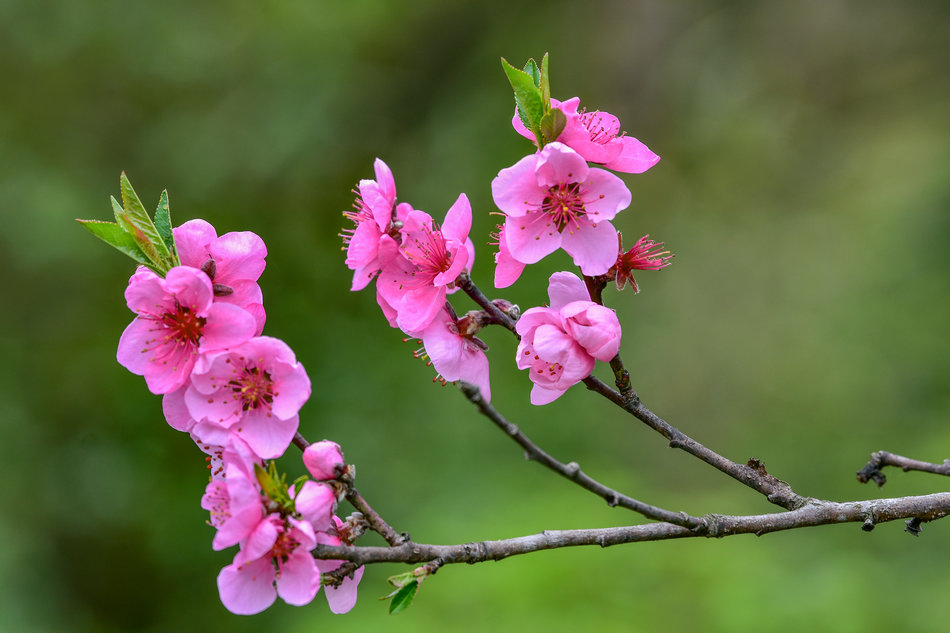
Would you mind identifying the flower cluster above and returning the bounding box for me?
[342,91,671,406]
[115,219,362,615]
[342,160,493,400]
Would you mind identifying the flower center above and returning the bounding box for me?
[160,302,206,348]
[541,182,586,231]
[228,366,275,412]
[403,224,452,276]
[579,110,619,145]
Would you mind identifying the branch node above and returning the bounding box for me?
[565,461,581,477]
[905,517,923,537]
[607,493,620,508]
[862,515,876,532]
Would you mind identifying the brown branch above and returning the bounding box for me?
[291,431,409,547]
[857,451,950,488]
[455,271,518,334]
[582,375,809,510]
[459,382,705,530]
[311,492,950,566]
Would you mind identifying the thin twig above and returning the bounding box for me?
[857,451,950,488]
[311,491,950,566]
[455,271,518,334]
[582,375,809,510]
[459,382,705,529]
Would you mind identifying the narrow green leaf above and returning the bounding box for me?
[255,462,280,500]
[522,58,540,88]
[539,52,552,111]
[154,190,178,265]
[388,579,418,615]
[77,219,154,268]
[540,108,567,145]
[119,172,172,265]
[386,571,416,588]
[501,57,544,146]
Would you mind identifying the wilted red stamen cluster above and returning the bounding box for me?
[610,234,673,292]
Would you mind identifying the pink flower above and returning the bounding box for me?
[513,97,660,174]
[491,142,631,276]
[117,266,257,394]
[515,272,622,405]
[377,193,475,333]
[303,441,346,481]
[491,223,526,289]
[293,480,336,533]
[201,442,267,551]
[609,233,673,292]
[419,306,492,402]
[173,219,268,335]
[342,158,412,291]
[217,515,320,615]
[182,336,311,459]
[315,517,365,614]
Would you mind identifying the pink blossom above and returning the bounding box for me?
[173,219,268,335]
[117,266,257,394]
[609,233,673,292]
[184,336,311,459]
[201,442,267,551]
[315,517,365,614]
[513,97,660,174]
[303,441,346,481]
[491,142,631,276]
[515,272,622,405]
[417,306,492,402]
[342,158,413,291]
[293,480,336,533]
[491,223,526,289]
[377,193,475,333]
[217,515,320,615]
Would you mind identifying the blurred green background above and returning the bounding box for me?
[3,0,949,631]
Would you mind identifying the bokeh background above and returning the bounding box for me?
[3,1,949,631]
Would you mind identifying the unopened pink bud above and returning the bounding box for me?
[303,440,345,480]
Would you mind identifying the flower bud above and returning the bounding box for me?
[303,440,345,481]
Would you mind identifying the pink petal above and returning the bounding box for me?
[395,285,446,333]
[210,231,267,283]
[172,219,217,268]
[603,136,660,174]
[534,142,589,189]
[161,386,195,432]
[237,411,299,459]
[504,213,562,265]
[199,303,257,352]
[275,551,321,606]
[324,566,364,614]
[546,272,590,310]
[559,219,618,276]
[441,193,472,243]
[581,168,631,223]
[218,556,276,615]
[491,154,546,217]
[294,481,336,532]
[530,383,568,406]
[240,515,281,563]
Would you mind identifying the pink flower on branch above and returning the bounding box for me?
[217,515,321,615]
[513,97,660,174]
[377,193,475,333]
[315,516,365,614]
[492,142,631,276]
[117,266,257,394]
[417,305,492,402]
[516,272,622,405]
[173,219,268,335]
[178,336,311,459]
[201,441,267,551]
[342,158,413,292]
[609,233,673,292]
[303,440,346,481]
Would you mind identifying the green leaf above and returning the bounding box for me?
[154,190,178,265]
[388,579,418,615]
[501,57,544,146]
[118,172,172,269]
[386,571,416,588]
[77,220,154,268]
[255,462,280,500]
[540,108,567,145]
[522,57,540,88]
[539,52,552,110]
